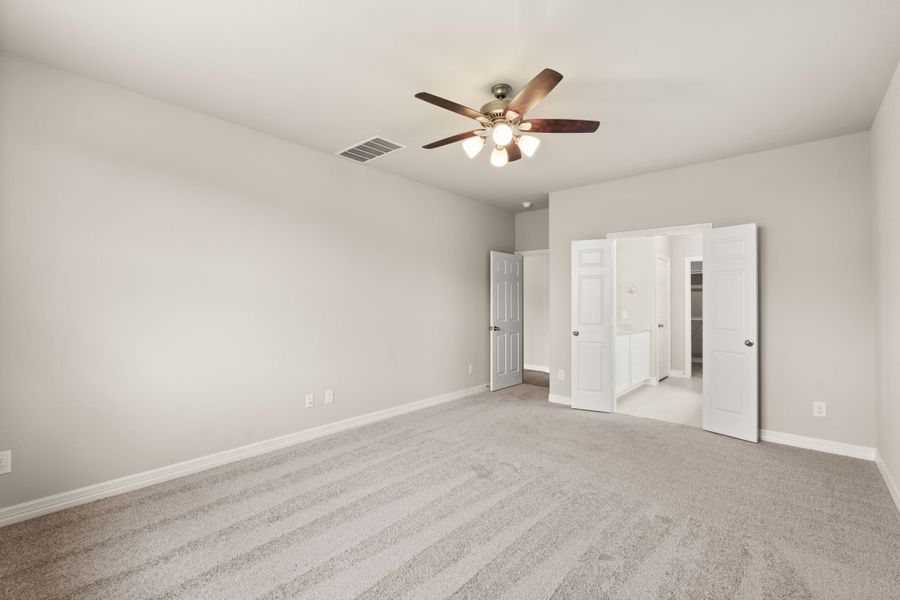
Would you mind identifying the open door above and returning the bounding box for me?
[490,251,523,391]
[702,224,758,442]
[571,240,614,411]
[656,255,671,381]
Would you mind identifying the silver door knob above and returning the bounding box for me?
[745,339,754,347]
[572,331,580,336]
[491,326,500,331]
[658,323,664,328]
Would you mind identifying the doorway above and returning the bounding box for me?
[522,250,550,388]
[612,230,703,427]
[569,223,759,442]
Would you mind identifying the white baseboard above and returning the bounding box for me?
[0,383,488,528]
[759,430,876,461]
[875,452,900,514]
[524,364,550,373]
[548,394,571,406]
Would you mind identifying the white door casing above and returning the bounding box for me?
[656,255,671,381]
[571,240,614,412]
[490,251,523,391]
[702,224,759,442]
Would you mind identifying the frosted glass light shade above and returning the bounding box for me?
[492,123,513,146]
[462,135,485,159]
[518,135,540,157]
[490,146,508,167]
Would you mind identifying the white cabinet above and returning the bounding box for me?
[615,336,630,395]
[630,331,650,386]
[615,330,650,397]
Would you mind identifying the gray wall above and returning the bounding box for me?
[515,209,549,251]
[549,133,877,447]
[0,54,514,508]
[872,60,900,496]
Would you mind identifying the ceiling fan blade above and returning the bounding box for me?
[506,143,522,162]
[422,130,481,149]
[415,92,489,122]
[519,119,600,133]
[506,68,563,118]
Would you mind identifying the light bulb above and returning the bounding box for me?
[518,135,540,158]
[461,135,485,159]
[492,123,513,146]
[490,146,508,167]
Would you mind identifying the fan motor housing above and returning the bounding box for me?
[479,99,510,119]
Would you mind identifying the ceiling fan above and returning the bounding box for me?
[415,68,600,167]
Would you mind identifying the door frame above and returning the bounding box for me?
[607,224,711,412]
[684,255,703,378]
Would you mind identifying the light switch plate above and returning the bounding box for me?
[325,389,334,404]
[305,393,314,408]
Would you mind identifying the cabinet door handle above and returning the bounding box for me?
[572,331,580,336]
[745,339,754,347]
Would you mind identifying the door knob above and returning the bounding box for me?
[572,331,580,336]
[658,323,664,328]
[491,326,500,331]
[745,339,754,347]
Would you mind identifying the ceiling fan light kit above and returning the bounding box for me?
[415,68,600,167]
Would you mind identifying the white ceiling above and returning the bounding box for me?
[2,1,899,211]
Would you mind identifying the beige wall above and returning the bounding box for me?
[549,133,876,446]
[0,54,514,508]
[515,209,549,251]
[872,60,900,498]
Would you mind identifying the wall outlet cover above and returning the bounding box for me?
[468,363,474,375]
[0,450,10,475]
[305,393,314,408]
[813,401,826,417]
[324,389,334,404]
[557,369,566,381]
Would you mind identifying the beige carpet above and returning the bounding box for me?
[1,384,899,599]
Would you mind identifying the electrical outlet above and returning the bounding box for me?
[813,402,826,418]
[468,363,474,375]
[0,451,10,475]
[324,389,334,404]
[305,393,314,408]
[557,369,566,381]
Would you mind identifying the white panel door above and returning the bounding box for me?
[656,255,671,381]
[571,240,614,412]
[702,224,759,442]
[490,251,523,391]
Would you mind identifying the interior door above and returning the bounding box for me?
[490,251,523,391]
[571,240,614,411]
[656,255,671,381]
[702,224,759,442]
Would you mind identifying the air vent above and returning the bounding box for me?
[336,136,404,164]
